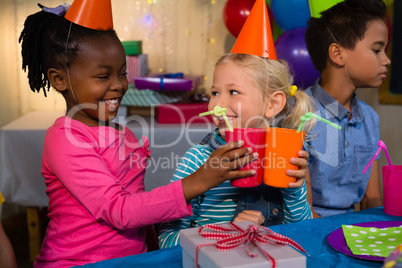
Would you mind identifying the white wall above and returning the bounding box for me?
[0,0,21,126]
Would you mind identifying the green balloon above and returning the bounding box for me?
[273,22,283,42]
[309,0,344,18]
[265,0,281,41]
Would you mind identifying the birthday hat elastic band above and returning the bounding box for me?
[230,0,277,60]
[65,0,113,30]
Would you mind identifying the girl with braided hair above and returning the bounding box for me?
[19,3,257,267]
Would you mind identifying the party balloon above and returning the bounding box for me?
[275,27,320,88]
[266,0,283,41]
[223,0,275,38]
[309,0,343,18]
[271,0,310,30]
[223,0,256,38]
[385,14,392,51]
[272,15,283,41]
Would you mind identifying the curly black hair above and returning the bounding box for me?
[19,4,117,96]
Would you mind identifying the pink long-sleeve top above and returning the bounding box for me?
[34,117,191,267]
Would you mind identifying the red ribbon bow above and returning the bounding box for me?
[195,222,308,268]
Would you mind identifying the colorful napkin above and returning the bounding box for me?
[342,225,402,257]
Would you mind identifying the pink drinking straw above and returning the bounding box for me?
[362,140,393,174]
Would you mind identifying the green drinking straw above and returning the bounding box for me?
[199,106,233,132]
[297,112,341,132]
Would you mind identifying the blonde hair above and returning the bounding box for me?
[215,53,315,133]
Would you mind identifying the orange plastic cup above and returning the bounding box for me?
[382,165,402,216]
[225,128,266,188]
[263,127,305,188]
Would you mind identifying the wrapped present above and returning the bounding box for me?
[126,54,149,84]
[135,73,203,91]
[180,221,307,268]
[122,40,142,55]
[121,85,187,107]
[157,102,213,124]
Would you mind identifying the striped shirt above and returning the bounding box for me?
[158,132,312,249]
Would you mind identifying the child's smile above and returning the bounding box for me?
[64,34,128,127]
[216,115,237,132]
[100,98,121,112]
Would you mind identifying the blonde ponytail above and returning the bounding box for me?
[280,89,315,134]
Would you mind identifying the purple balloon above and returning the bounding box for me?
[275,27,320,89]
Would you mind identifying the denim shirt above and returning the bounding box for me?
[305,79,380,217]
[200,129,284,227]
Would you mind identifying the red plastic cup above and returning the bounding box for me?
[263,127,305,188]
[225,128,266,188]
[382,165,402,216]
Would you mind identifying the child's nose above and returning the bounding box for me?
[383,54,391,66]
[215,96,229,109]
[111,75,126,91]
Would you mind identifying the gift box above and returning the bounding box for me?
[122,40,142,55]
[126,54,149,84]
[121,85,187,107]
[134,74,203,91]
[180,221,306,268]
[157,102,213,124]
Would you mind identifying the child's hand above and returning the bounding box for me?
[286,150,309,188]
[233,210,265,225]
[181,140,258,202]
[199,140,258,186]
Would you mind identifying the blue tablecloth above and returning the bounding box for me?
[81,207,402,268]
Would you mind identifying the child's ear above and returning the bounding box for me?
[47,68,68,92]
[328,43,345,66]
[264,90,286,118]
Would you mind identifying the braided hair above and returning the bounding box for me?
[19,4,117,97]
